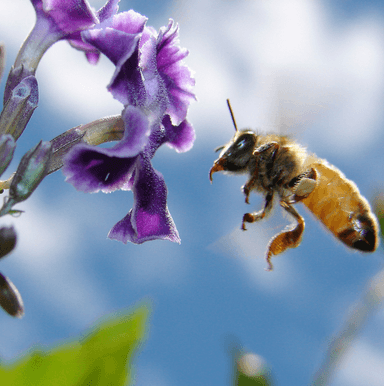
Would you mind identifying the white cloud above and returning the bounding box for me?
[0,193,109,328]
[172,0,384,156]
[0,0,35,48]
[333,339,384,386]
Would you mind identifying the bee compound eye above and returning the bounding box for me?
[237,139,246,149]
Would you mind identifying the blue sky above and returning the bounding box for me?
[0,0,384,385]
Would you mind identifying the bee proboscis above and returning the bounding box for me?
[209,100,379,271]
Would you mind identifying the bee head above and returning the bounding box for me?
[209,130,257,181]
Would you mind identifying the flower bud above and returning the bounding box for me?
[9,140,52,203]
[0,134,16,178]
[0,226,17,259]
[0,75,38,140]
[0,272,24,318]
[235,352,273,385]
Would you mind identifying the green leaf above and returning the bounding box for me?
[0,302,150,386]
[237,372,272,386]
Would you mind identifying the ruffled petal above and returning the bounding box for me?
[67,0,120,64]
[81,10,148,105]
[81,11,145,65]
[139,31,169,124]
[108,155,180,244]
[162,115,195,153]
[156,20,196,125]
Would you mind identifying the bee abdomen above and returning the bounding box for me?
[338,213,378,252]
[301,161,379,253]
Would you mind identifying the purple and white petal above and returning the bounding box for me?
[67,0,120,64]
[113,105,150,156]
[108,155,180,244]
[31,0,98,35]
[156,20,196,125]
[162,115,195,153]
[62,144,138,193]
[62,106,149,193]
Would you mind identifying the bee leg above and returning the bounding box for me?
[242,182,255,204]
[288,168,317,203]
[242,192,273,230]
[242,142,279,204]
[265,201,305,271]
[242,166,259,204]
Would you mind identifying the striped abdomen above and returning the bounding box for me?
[301,161,379,252]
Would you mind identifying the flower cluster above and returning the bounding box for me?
[63,8,196,244]
[0,0,195,317]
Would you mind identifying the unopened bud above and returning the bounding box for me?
[9,140,52,203]
[0,226,17,258]
[0,272,24,318]
[0,75,38,140]
[0,134,16,177]
[236,352,273,385]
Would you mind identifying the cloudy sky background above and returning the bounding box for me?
[0,0,384,385]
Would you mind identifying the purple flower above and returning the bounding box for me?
[156,21,196,126]
[5,0,119,102]
[63,106,149,194]
[81,10,149,108]
[67,0,121,64]
[29,0,121,62]
[108,154,180,244]
[31,0,98,35]
[81,13,196,123]
[63,106,186,244]
[63,11,196,244]
[23,0,101,67]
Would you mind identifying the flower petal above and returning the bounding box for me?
[156,20,196,125]
[162,115,195,153]
[32,0,98,35]
[62,144,138,193]
[67,0,120,64]
[62,106,149,193]
[139,31,169,124]
[81,11,145,65]
[81,10,147,105]
[116,105,151,155]
[108,155,180,244]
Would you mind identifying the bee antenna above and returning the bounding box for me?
[226,99,238,132]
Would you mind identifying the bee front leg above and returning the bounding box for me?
[242,142,279,204]
[242,168,258,204]
[242,192,273,230]
[265,201,305,271]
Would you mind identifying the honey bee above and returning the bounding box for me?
[209,100,379,271]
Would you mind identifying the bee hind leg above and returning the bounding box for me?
[288,168,317,203]
[242,192,273,230]
[265,201,305,271]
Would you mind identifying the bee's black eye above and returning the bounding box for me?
[233,133,255,153]
[223,132,256,171]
